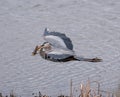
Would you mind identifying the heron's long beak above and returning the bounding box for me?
[32,45,43,56]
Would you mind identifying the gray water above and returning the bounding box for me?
[0,0,120,97]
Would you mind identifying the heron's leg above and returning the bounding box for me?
[32,45,39,55]
[83,57,102,62]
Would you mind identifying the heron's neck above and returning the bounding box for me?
[40,48,46,59]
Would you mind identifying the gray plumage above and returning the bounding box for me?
[44,28,73,50]
[32,28,102,62]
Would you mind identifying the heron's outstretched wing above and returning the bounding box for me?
[46,48,74,60]
[43,28,73,50]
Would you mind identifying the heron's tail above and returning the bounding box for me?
[74,56,102,62]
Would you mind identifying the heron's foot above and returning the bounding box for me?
[83,57,102,62]
[88,57,102,62]
[32,45,39,56]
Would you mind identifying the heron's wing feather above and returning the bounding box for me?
[47,49,74,60]
[44,29,73,50]
[47,54,72,60]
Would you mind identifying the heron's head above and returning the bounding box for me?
[32,42,51,55]
[40,42,52,51]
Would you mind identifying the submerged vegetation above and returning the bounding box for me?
[0,80,119,97]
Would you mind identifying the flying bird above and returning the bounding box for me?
[32,28,102,62]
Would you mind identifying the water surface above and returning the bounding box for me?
[0,0,120,97]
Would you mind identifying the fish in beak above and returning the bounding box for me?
[32,45,43,56]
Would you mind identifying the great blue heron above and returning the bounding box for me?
[32,28,102,62]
